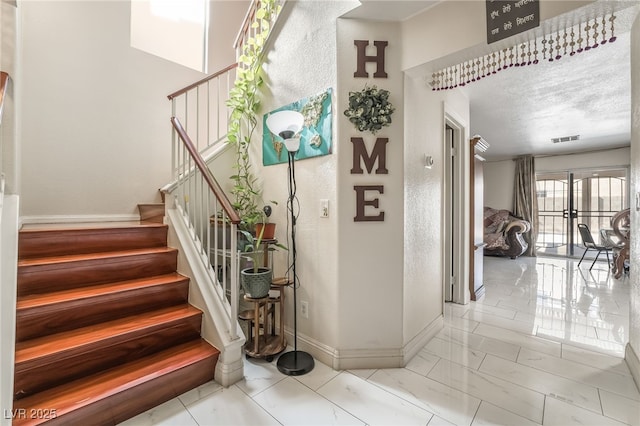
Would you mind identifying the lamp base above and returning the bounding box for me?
[277,350,314,376]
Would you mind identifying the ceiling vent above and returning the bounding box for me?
[551,135,580,144]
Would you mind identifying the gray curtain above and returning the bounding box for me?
[513,155,538,256]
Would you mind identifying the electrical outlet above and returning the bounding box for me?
[301,300,309,318]
[320,199,329,218]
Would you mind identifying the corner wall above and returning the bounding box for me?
[627,11,640,388]
[19,1,221,220]
[259,1,359,365]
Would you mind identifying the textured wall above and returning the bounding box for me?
[629,12,640,373]
[259,1,359,358]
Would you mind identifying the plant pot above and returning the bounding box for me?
[240,267,272,298]
[255,223,276,239]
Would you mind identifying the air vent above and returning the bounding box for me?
[551,135,580,143]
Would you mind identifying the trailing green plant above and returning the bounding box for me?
[227,0,281,231]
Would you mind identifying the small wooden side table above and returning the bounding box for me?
[242,294,285,361]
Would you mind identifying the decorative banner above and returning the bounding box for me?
[431,12,617,90]
[486,0,539,44]
[262,88,332,166]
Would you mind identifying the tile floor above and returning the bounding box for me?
[120,256,640,425]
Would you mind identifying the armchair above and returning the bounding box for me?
[483,207,531,259]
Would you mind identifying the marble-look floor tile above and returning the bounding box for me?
[464,310,537,335]
[293,357,340,391]
[235,357,287,397]
[346,368,377,380]
[479,354,602,414]
[422,337,486,369]
[599,389,640,425]
[467,303,517,319]
[427,415,457,426]
[517,348,640,400]
[543,395,627,426]
[561,344,632,377]
[252,377,364,425]
[474,323,560,357]
[367,368,480,426]
[428,358,544,423]
[118,398,197,426]
[471,401,541,426]
[177,379,223,406]
[445,302,470,318]
[317,371,434,426]
[186,385,279,425]
[536,328,626,358]
[437,326,520,362]
[404,347,440,376]
[444,315,480,333]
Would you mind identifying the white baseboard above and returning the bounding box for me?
[20,214,140,226]
[626,343,640,392]
[281,315,444,371]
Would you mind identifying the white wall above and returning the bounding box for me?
[628,11,640,386]
[484,159,515,211]
[335,19,405,367]
[403,74,469,348]
[19,1,238,221]
[259,0,359,364]
[484,147,631,212]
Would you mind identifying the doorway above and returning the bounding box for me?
[536,167,629,258]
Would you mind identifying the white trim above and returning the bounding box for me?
[167,208,245,387]
[0,195,18,426]
[20,214,140,225]
[626,343,640,393]
[281,315,444,371]
[444,103,470,305]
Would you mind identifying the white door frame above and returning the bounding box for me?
[443,106,470,304]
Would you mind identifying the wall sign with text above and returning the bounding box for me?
[486,0,539,44]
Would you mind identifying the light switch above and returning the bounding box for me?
[320,199,329,218]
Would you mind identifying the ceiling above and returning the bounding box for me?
[344,0,639,161]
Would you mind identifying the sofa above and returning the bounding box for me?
[483,207,531,259]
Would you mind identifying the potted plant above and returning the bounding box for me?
[255,203,277,240]
[226,0,280,233]
[239,220,287,299]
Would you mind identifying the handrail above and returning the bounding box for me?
[0,72,9,126]
[167,63,238,101]
[170,116,240,224]
[233,0,259,50]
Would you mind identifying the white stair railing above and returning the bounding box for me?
[169,116,242,341]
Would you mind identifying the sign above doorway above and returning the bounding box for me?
[486,0,540,44]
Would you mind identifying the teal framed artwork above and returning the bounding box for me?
[262,88,332,166]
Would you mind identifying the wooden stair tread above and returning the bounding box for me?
[19,221,166,233]
[13,340,218,420]
[18,246,176,267]
[17,273,188,310]
[15,305,202,366]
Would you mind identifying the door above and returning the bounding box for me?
[536,168,628,258]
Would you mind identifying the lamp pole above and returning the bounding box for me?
[276,145,314,376]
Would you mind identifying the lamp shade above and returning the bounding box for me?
[266,110,304,142]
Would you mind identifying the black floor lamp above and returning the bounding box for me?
[265,110,314,376]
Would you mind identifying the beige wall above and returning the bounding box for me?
[259,0,359,365]
[484,147,631,212]
[629,11,640,384]
[19,1,240,221]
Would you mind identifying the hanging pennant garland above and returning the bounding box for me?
[430,12,617,91]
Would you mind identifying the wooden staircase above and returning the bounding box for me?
[13,222,219,425]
